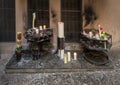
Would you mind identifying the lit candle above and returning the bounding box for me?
[58,22,64,38]
[64,54,67,64]
[58,50,64,59]
[35,29,39,34]
[43,25,46,30]
[104,37,108,40]
[67,52,71,62]
[39,26,43,33]
[17,44,21,48]
[58,22,65,60]
[89,31,93,38]
[58,50,61,57]
[74,52,77,60]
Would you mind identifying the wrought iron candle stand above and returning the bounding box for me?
[80,29,112,65]
[24,28,53,60]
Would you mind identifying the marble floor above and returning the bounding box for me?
[0,43,120,85]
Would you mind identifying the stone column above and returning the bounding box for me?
[16,0,28,44]
[49,0,61,48]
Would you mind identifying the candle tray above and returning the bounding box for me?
[80,29,112,51]
[23,28,53,59]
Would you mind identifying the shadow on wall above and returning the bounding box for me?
[83,5,98,27]
[83,0,107,28]
[51,8,58,24]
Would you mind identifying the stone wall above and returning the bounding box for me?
[16,0,28,44]
[15,0,120,48]
[83,0,120,46]
[49,0,61,47]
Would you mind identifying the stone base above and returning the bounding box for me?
[6,50,113,73]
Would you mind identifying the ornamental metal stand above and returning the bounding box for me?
[80,29,112,65]
[24,28,53,60]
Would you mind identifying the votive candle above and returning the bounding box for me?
[43,25,46,30]
[64,54,67,64]
[35,29,39,34]
[67,52,71,62]
[74,52,77,60]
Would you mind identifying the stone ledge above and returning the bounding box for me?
[6,68,113,74]
[6,50,113,73]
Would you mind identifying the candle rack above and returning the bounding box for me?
[24,28,53,60]
[80,29,112,65]
[80,29,112,51]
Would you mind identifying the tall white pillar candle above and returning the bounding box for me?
[58,50,64,60]
[83,83,87,85]
[74,52,77,60]
[67,52,71,62]
[58,22,64,38]
[39,26,43,30]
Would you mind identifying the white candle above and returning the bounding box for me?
[61,50,64,59]
[74,52,77,60]
[43,25,46,30]
[35,29,39,34]
[104,42,106,49]
[67,52,71,62]
[39,26,43,30]
[83,83,87,85]
[95,34,100,40]
[89,31,93,38]
[64,54,67,64]
[58,22,64,38]
[39,26,44,33]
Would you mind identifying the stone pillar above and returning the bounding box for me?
[49,0,61,48]
[16,0,28,44]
